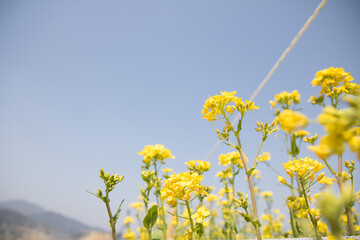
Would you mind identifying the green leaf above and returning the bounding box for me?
[195,222,205,235]
[143,205,158,229]
[152,229,163,240]
[289,135,300,156]
[113,199,124,224]
[247,167,255,177]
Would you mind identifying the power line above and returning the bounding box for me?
[203,0,328,161]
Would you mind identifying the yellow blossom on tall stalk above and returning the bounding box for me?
[279,157,326,239]
[282,157,325,179]
[269,90,301,109]
[138,144,175,165]
[202,91,277,240]
[308,74,360,237]
[185,160,211,174]
[275,109,308,133]
[138,144,175,240]
[161,171,210,239]
[161,171,208,207]
[309,67,359,108]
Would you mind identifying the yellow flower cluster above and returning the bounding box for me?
[282,156,325,179]
[269,90,301,109]
[310,67,359,101]
[218,151,247,168]
[201,91,259,122]
[258,152,271,162]
[124,216,135,225]
[138,144,175,165]
[287,196,320,219]
[308,107,356,159]
[185,160,211,174]
[192,206,211,223]
[161,171,208,207]
[261,191,273,198]
[275,109,308,133]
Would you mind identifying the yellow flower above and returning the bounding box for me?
[296,208,309,218]
[270,90,301,109]
[282,157,324,180]
[278,176,287,184]
[201,91,259,122]
[122,229,137,239]
[317,220,329,235]
[215,169,233,179]
[124,216,135,225]
[275,109,308,133]
[311,67,359,100]
[293,129,310,138]
[162,168,173,174]
[348,135,360,159]
[303,133,318,144]
[201,91,237,122]
[185,160,211,173]
[206,194,219,203]
[138,144,175,165]
[161,172,208,207]
[218,151,247,168]
[192,206,211,223]
[261,191,273,198]
[129,201,143,212]
[258,152,271,162]
[318,176,336,186]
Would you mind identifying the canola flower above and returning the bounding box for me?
[201,91,259,123]
[138,144,175,240]
[185,160,211,174]
[275,109,308,133]
[282,156,325,180]
[269,90,301,109]
[309,67,359,107]
[161,171,208,207]
[161,171,210,239]
[138,144,175,165]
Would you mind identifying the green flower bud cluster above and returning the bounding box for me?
[234,193,261,228]
[99,168,124,195]
[255,121,278,141]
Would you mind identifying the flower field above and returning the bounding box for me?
[90,67,360,240]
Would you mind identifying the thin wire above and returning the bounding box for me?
[203,0,328,161]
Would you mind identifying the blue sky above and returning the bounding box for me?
[1,0,359,231]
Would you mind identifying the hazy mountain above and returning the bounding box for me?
[0,200,46,215]
[0,200,104,240]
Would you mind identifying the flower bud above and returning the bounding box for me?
[278,176,287,184]
[99,168,105,177]
[97,188,103,197]
[119,175,124,182]
[316,172,325,182]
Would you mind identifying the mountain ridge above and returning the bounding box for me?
[0,200,105,240]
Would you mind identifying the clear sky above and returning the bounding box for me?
[1,0,359,231]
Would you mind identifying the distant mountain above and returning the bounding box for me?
[0,208,37,227]
[0,200,104,240]
[0,200,46,215]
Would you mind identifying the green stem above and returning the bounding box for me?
[105,194,117,240]
[185,200,195,240]
[337,154,355,235]
[235,134,262,240]
[300,179,320,240]
[153,161,167,240]
[251,140,264,170]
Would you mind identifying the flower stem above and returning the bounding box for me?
[235,135,262,240]
[337,154,355,235]
[105,194,117,240]
[185,200,195,240]
[300,179,320,240]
